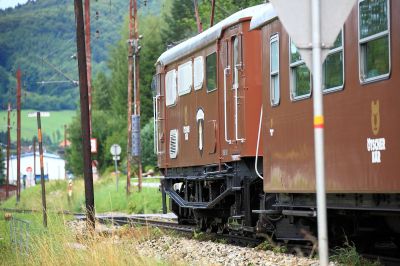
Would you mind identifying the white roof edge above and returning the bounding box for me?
[249,3,278,31]
[156,4,270,66]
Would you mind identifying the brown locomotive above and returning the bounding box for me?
[154,0,400,244]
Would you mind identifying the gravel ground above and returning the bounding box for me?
[67,220,335,266]
[137,235,323,266]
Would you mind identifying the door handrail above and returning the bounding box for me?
[224,66,233,144]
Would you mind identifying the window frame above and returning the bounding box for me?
[206,51,218,93]
[289,39,312,101]
[358,0,391,84]
[270,33,280,106]
[165,69,177,107]
[177,60,193,96]
[193,56,204,91]
[323,30,345,94]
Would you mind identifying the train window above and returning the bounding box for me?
[206,52,217,92]
[193,56,204,91]
[232,36,239,88]
[178,61,193,96]
[270,34,280,106]
[289,40,311,100]
[359,0,390,83]
[323,31,344,92]
[165,69,177,106]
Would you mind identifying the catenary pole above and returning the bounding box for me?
[33,137,36,180]
[210,0,216,27]
[84,0,92,134]
[6,103,11,199]
[64,124,67,180]
[37,112,47,228]
[16,68,21,202]
[74,0,95,230]
[193,0,203,33]
[126,0,134,196]
[311,0,328,265]
[133,0,142,192]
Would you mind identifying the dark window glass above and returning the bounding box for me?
[323,32,343,91]
[206,52,217,92]
[290,40,310,99]
[360,0,388,39]
[293,64,311,97]
[359,0,389,81]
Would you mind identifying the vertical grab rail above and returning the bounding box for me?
[224,66,232,144]
[234,64,245,143]
[153,95,161,154]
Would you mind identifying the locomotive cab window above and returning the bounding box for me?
[289,40,311,100]
[166,69,177,106]
[323,31,344,92]
[178,61,193,96]
[232,36,240,89]
[270,34,280,106]
[206,52,217,92]
[359,0,390,83]
[193,56,204,90]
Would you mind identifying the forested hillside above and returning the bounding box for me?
[0,0,160,110]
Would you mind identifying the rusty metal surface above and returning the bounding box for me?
[261,1,400,193]
[157,19,263,169]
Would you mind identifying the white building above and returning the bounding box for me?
[4,152,66,185]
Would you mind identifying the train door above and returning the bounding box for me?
[220,27,245,148]
[153,72,166,167]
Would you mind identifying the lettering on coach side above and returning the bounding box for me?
[367,138,386,164]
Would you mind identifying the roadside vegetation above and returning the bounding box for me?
[0,173,163,214]
[0,211,168,266]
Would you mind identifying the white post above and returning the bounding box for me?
[311,0,329,265]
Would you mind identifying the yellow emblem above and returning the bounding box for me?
[371,100,380,136]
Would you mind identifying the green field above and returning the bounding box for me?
[0,109,75,142]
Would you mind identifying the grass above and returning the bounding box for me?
[0,173,163,214]
[0,109,75,142]
[0,211,168,266]
[0,173,168,265]
[330,241,381,266]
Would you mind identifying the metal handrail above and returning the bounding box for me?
[224,66,232,144]
[234,64,245,143]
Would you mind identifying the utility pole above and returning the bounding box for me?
[126,0,134,196]
[6,103,11,199]
[84,0,92,133]
[133,0,142,192]
[33,137,36,181]
[210,0,216,27]
[74,0,95,230]
[16,68,21,203]
[37,112,47,228]
[193,0,203,33]
[64,124,67,180]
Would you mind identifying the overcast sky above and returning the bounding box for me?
[0,0,29,9]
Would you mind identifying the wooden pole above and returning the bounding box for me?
[37,112,47,228]
[6,103,11,199]
[74,0,95,230]
[210,0,216,27]
[133,0,142,192]
[64,124,67,180]
[33,137,36,182]
[126,0,134,196]
[16,68,21,202]
[193,0,203,33]
[84,0,92,134]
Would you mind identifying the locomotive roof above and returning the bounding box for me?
[156,3,277,66]
[249,3,278,30]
